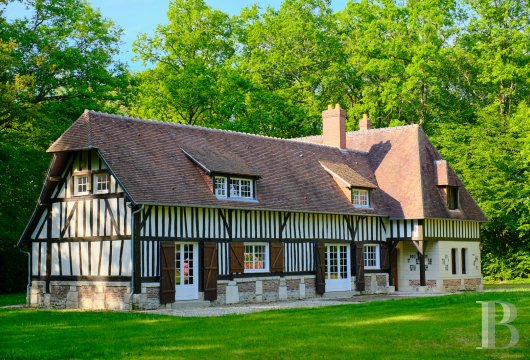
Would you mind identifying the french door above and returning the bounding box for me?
[325,244,351,292]
[175,242,198,301]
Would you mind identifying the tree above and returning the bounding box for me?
[231,0,343,137]
[0,0,131,292]
[132,0,238,127]
[337,0,465,129]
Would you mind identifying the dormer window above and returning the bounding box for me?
[352,189,370,208]
[230,178,252,198]
[214,176,227,197]
[447,186,459,210]
[214,175,255,200]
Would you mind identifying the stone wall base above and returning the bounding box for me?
[404,277,483,292]
[29,280,131,310]
[358,273,392,294]
[216,275,317,304]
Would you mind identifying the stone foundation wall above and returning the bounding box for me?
[29,280,131,310]
[217,275,316,304]
[442,277,482,292]
[360,273,392,294]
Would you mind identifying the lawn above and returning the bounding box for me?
[0,291,528,359]
[0,293,25,307]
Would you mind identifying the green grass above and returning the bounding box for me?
[0,293,25,307]
[0,291,529,359]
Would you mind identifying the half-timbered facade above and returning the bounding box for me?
[19,105,486,309]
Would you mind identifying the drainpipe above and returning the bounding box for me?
[19,247,31,307]
[129,204,144,310]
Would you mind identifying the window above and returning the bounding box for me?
[95,173,109,194]
[451,248,457,274]
[214,176,227,197]
[461,248,467,274]
[213,176,254,200]
[352,189,370,208]
[74,175,89,196]
[447,186,459,210]
[230,178,253,198]
[244,243,269,273]
[363,244,380,269]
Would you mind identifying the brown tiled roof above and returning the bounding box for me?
[47,111,387,216]
[181,146,260,177]
[319,161,376,189]
[297,126,487,221]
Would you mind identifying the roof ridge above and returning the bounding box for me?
[85,110,370,155]
[348,124,420,135]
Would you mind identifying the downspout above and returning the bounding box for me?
[19,247,31,307]
[129,204,144,310]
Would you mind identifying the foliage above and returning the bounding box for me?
[1,291,529,358]
[1,0,530,285]
[0,0,131,292]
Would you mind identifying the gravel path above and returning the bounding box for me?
[141,292,447,317]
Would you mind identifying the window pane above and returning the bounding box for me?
[77,176,88,194]
[96,174,109,192]
[240,179,252,198]
[214,177,226,197]
[230,179,240,197]
[244,244,267,271]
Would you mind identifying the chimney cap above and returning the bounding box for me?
[327,104,333,110]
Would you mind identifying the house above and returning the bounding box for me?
[18,105,487,310]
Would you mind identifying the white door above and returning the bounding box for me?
[175,242,198,301]
[325,244,351,292]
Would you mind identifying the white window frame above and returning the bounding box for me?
[363,244,380,270]
[243,242,269,273]
[214,176,227,198]
[230,177,254,199]
[94,173,109,194]
[74,175,90,196]
[352,189,370,208]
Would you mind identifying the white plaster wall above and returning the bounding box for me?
[435,240,481,278]
[396,241,439,291]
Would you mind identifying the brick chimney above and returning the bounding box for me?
[435,160,449,186]
[322,104,346,149]
[359,113,372,130]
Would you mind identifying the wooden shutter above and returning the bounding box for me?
[355,243,365,291]
[202,242,218,301]
[380,243,390,271]
[160,242,175,304]
[315,243,326,295]
[230,242,244,274]
[270,242,284,273]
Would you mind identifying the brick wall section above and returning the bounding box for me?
[376,275,386,287]
[218,283,226,295]
[442,279,461,292]
[305,278,316,296]
[426,280,437,288]
[50,285,69,308]
[287,279,300,291]
[464,278,481,290]
[239,281,257,302]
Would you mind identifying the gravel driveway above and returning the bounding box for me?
[141,292,447,317]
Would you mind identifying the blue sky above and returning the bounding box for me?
[5,0,349,70]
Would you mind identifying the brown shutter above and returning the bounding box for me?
[315,243,326,294]
[160,242,175,304]
[230,242,244,274]
[270,242,284,273]
[380,243,390,271]
[202,242,218,301]
[355,243,365,291]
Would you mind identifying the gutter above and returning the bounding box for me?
[18,247,31,307]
